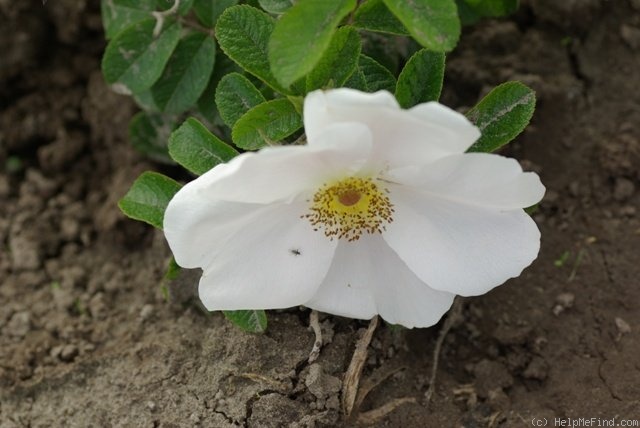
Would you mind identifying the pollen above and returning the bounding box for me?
[303,177,394,241]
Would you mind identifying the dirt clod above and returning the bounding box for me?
[37,130,86,173]
[248,394,306,428]
[523,357,549,381]
[6,311,31,338]
[140,304,154,321]
[9,234,42,271]
[613,177,636,201]
[556,292,575,308]
[553,292,576,315]
[614,317,631,335]
[53,344,79,362]
[620,24,640,50]
[492,324,532,346]
[473,360,513,398]
[305,363,342,400]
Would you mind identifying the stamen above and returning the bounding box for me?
[303,177,394,242]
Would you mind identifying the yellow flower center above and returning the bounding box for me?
[303,177,394,241]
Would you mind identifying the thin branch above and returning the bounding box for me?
[178,17,216,37]
[354,363,407,411]
[356,397,416,426]
[308,310,323,364]
[425,297,464,402]
[342,316,379,417]
[152,0,181,37]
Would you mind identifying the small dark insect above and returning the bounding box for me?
[290,248,302,256]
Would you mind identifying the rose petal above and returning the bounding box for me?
[408,102,480,152]
[304,240,378,321]
[196,202,337,310]
[165,195,265,269]
[384,186,541,296]
[178,122,372,205]
[304,89,400,144]
[386,152,545,210]
[304,89,480,168]
[306,235,455,328]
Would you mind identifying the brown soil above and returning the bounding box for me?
[1,1,639,427]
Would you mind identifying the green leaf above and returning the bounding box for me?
[524,203,539,215]
[258,0,293,14]
[129,112,174,162]
[359,31,402,74]
[232,98,302,149]
[268,0,357,88]
[169,117,238,175]
[164,257,181,280]
[101,0,157,40]
[216,5,288,93]
[395,49,445,107]
[466,81,536,153]
[345,54,396,93]
[102,18,181,94]
[358,54,396,92]
[455,0,481,25]
[118,171,182,229]
[193,0,238,27]
[151,33,217,114]
[215,72,267,127]
[156,0,195,15]
[306,26,361,92]
[223,310,267,333]
[353,0,408,35]
[197,52,241,123]
[287,95,304,114]
[464,0,518,17]
[456,0,517,24]
[382,0,460,51]
[132,88,160,112]
[181,0,195,14]
[288,79,308,98]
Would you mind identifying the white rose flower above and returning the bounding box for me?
[163,89,545,328]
